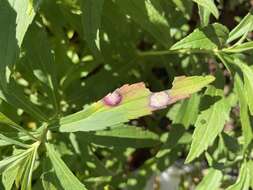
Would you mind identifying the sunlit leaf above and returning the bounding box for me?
[193,0,219,19]
[46,143,87,190]
[167,94,200,129]
[226,161,250,190]
[223,41,253,53]
[195,168,223,190]
[60,75,214,132]
[171,23,229,50]
[227,11,253,43]
[186,86,233,163]
[234,74,253,150]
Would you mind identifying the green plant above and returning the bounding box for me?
[0,0,253,189]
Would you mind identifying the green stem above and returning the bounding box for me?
[137,49,218,57]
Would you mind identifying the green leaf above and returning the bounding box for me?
[0,1,47,122]
[115,0,172,47]
[223,41,253,53]
[23,23,59,114]
[10,0,36,47]
[0,0,19,90]
[249,160,253,189]
[59,76,214,132]
[234,74,253,150]
[0,0,36,90]
[2,163,20,190]
[167,94,200,129]
[234,59,253,116]
[171,0,193,19]
[20,143,39,190]
[1,144,39,190]
[41,157,63,190]
[169,75,215,97]
[198,3,211,27]
[0,134,31,148]
[0,148,33,173]
[0,112,37,141]
[193,0,219,19]
[46,143,87,190]
[186,86,233,163]
[80,0,104,57]
[171,23,229,50]
[78,125,160,148]
[227,11,253,43]
[226,161,250,190]
[195,168,223,190]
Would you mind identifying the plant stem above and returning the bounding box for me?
[137,49,218,57]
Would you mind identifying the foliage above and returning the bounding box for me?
[0,0,253,189]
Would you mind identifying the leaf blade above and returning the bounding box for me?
[186,86,233,163]
[193,0,219,19]
[60,76,214,132]
[46,143,87,190]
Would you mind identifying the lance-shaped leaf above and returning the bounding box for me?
[198,3,211,27]
[0,0,36,90]
[226,161,250,190]
[193,0,219,19]
[227,11,253,43]
[0,148,33,174]
[195,168,223,190]
[46,143,87,190]
[171,23,229,50]
[80,0,104,57]
[0,112,37,141]
[59,75,215,132]
[167,94,200,129]
[0,0,18,90]
[234,59,253,116]
[77,125,160,148]
[22,23,59,114]
[234,74,253,150]
[115,0,172,47]
[185,86,234,163]
[223,41,253,53]
[0,1,47,121]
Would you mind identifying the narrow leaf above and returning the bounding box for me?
[0,0,19,90]
[0,148,33,173]
[234,74,253,149]
[223,41,253,53]
[195,168,223,190]
[0,0,36,89]
[186,86,233,163]
[193,0,219,19]
[226,161,250,190]
[79,125,160,148]
[227,11,253,43]
[167,94,200,129]
[198,3,211,27]
[0,134,31,148]
[80,0,104,57]
[23,23,59,114]
[2,161,20,190]
[60,76,215,132]
[0,112,37,140]
[20,143,39,190]
[171,23,229,50]
[115,0,172,47]
[46,143,87,190]
[234,59,253,116]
